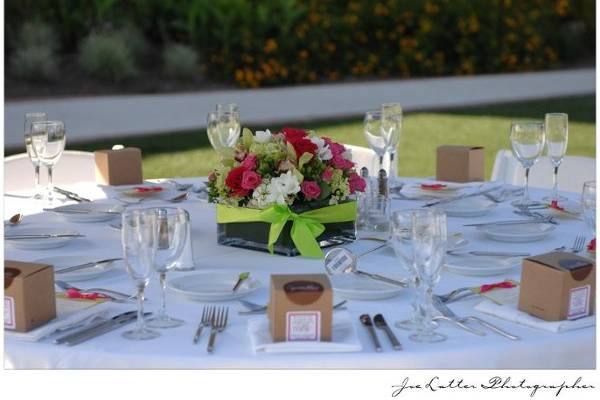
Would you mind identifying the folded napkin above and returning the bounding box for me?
[248,311,362,354]
[4,298,112,342]
[474,299,595,333]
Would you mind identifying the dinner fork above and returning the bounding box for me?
[193,306,214,344]
[572,235,586,253]
[207,307,229,353]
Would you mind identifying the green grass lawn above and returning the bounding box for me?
[74,95,595,179]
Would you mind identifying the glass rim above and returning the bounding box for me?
[510,120,544,126]
[365,110,382,117]
[25,112,47,118]
[583,180,596,187]
[30,120,64,127]
[545,112,568,118]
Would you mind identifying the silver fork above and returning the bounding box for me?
[207,307,229,353]
[193,306,214,344]
[572,235,586,253]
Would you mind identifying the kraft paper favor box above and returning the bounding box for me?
[4,260,56,332]
[518,252,595,321]
[436,145,484,183]
[95,147,143,185]
[268,274,332,342]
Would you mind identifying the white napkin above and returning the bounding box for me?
[4,298,112,342]
[248,312,362,354]
[475,299,595,333]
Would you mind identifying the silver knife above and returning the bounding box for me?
[463,219,552,227]
[447,251,530,257]
[423,187,499,207]
[55,311,151,346]
[5,233,85,240]
[359,314,382,352]
[373,314,402,350]
[55,258,122,274]
[43,208,121,215]
[54,187,91,202]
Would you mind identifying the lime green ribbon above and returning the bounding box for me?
[216,201,356,258]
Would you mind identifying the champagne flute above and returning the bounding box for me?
[381,103,403,187]
[146,208,188,329]
[24,112,47,199]
[582,181,596,241]
[363,111,387,172]
[510,120,545,207]
[391,209,421,331]
[121,209,160,340]
[207,111,226,154]
[410,209,447,343]
[543,113,568,204]
[217,108,241,148]
[29,121,66,203]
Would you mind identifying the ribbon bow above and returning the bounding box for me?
[478,280,517,294]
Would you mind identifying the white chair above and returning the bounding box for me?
[345,144,379,175]
[4,150,96,192]
[491,149,595,193]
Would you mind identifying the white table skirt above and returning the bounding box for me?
[3,178,596,369]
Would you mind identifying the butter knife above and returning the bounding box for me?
[359,314,382,352]
[55,257,122,274]
[423,187,499,207]
[463,218,552,227]
[54,187,91,202]
[373,314,402,350]
[43,208,121,215]
[5,233,85,240]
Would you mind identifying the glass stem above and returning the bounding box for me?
[47,165,54,200]
[523,167,530,205]
[135,284,145,332]
[410,275,421,324]
[552,166,559,202]
[34,164,41,193]
[378,154,384,171]
[158,271,167,320]
[389,152,397,182]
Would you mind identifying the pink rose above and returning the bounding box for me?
[241,170,262,190]
[324,138,345,156]
[331,155,354,170]
[348,172,366,194]
[241,154,257,170]
[321,168,334,183]
[301,180,321,200]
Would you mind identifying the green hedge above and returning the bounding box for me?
[5,0,595,87]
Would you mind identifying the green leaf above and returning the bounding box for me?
[318,182,332,200]
[298,152,313,170]
[286,142,297,164]
[242,127,254,148]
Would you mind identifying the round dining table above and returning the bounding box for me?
[3,178,595,369]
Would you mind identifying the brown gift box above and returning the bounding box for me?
[94,147,143,185]
[518,252,595,321]
[436,145,484,183]
[4,260,56,332]
[268,274,332,342]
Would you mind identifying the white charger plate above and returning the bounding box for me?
[168,270,261,302]
[445,256,521,276]
[5,227,82,250]
[34,255,120,282]
[48,202,123,223]
[477,223,556,242]
[330,274,404,300]
[436,197,497,217]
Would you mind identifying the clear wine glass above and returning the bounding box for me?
[363,111,387,172]
[24,112,47,199]
[582,181,596,241]
[146,208,188,329]
[29,120,66,203]
[121,209,160,340]
[207,111,226,154]
[381,103,403,187]
[510,120,545,207]
[217,109,241,149]
[391,209,421,331]
[409,209,447,343]
[543,113,568,204]
[216,102,239,115]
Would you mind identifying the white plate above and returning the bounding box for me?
[402,181,466,198]
[49,202,123,223]
[168,270,261,302]
[477,223,556,242]
[4,227,82,250]
[330,274,404,300]
[114,184,177,199]
[34,255,120,282]
[445,256,521,276]
[436,197,497,217]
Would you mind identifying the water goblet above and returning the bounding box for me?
[121,209,160,340]
[409,209,447,343]
[146,208,188,328]
[582,181,596,241]
[29,120,66,203]
[24,112,47,199]
[364,111,387,172]
[543,113,568,204]
[510,120,545,207]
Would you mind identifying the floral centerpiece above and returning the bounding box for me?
[208,127,366,257]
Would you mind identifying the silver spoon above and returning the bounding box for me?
[167,192,189,203]
[4,213,23,226]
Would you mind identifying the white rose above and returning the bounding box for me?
[254,129,272,144]
[309,136,333,161]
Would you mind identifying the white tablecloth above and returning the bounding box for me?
[3,178,596,369]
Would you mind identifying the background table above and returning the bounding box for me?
[4,178,595,369]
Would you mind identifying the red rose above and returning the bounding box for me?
[225,166,249,197]
[331,154,354,170]
[288,136,317,159]
[282,127,308,141]
[241,170,262,190]
[348,172,366,194]
[301,180,321,200]
[240,154,257,170]
[324,137,346,156]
